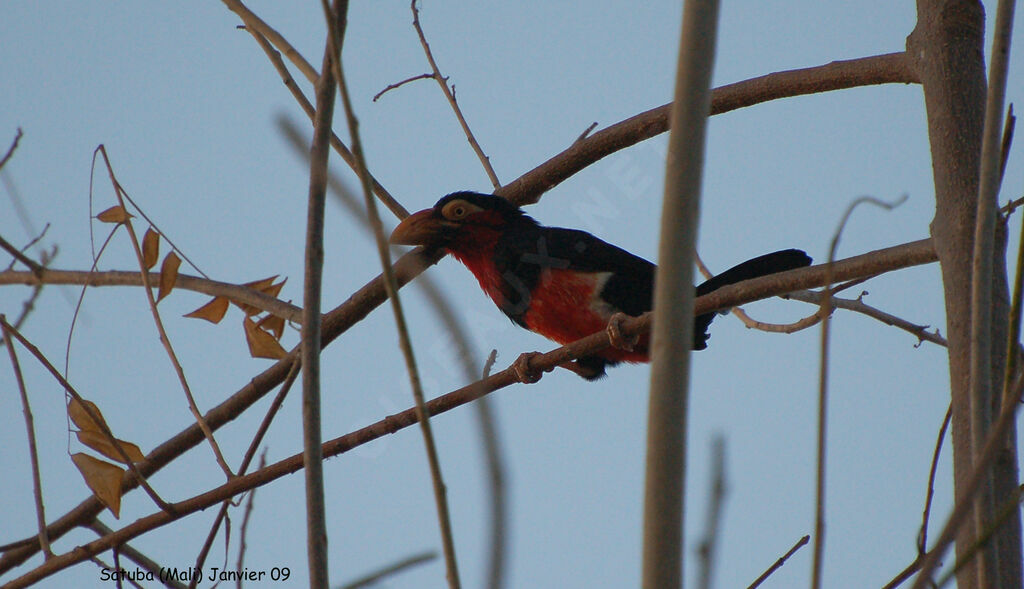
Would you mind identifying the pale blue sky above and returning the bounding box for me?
[2,2,1023,588]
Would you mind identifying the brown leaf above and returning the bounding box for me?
[96,205,133,224]
[71,453,123,518]
[184,296,230,323]
[68,397,109,434]
[142,227,160,269]
[233,276,279,316]
[262,278,287,299]
[77,431,146,464]
[256,313,286,340]
[243,317,287,359]
[157,251,181,302]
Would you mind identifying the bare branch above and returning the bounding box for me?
[0,127,23,172]
[696,437,727,589]
[0,268,301,322]
[84,520,188,589]
[746,535,810,589]
[0,316,173,514]
[330,3,462,584]
[411,0,500,189]
[2,316,52,559]
[239,22,409,220]
[499,52,917,206]
[96,146,235,479]
[372,73,436,102]
[339,551,438,589]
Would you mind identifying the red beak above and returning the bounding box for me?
[389,208,445,246]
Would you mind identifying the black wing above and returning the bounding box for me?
[492,224,655,321]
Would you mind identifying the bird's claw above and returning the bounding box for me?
[606,312,638,351]
[513,352,545,384]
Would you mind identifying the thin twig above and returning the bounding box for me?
[0,232,44,275]
[339,551,438,589]
[189,360,301,589]
[813,195,907,588]
[95,146,235,479]
[696,437,727,589]
[329,3,461,586]
[919,404,953,555]
[2,316,52,559]
[85,520,188,589]
[300,3,344,587]
[238,21,408,219]
[411,0,500,189]
[0,243,53,350]
[573,122,599,145]
[881,404,954,589]
[0,316,173,513]
[746,535,810,589]
[373,73,436,102]
[0,127,23,171]
[234,452,265,589]
[784,289,949,347]
[998,104,1015,191]
[221,0,319,84]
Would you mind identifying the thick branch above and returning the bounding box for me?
[498,52,916,206]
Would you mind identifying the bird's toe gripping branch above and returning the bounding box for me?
[606,312,638,351]
[513,351,547,384]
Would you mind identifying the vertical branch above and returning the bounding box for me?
[905,0,1018,585]
[325,2,462,588]
[642,0,720,587]
[2,315,52,559]
[973,0,1020,581]
[410,0,500,189]
[695,437,726,589]
[301,3,344,588]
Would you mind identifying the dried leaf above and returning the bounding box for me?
[68,397,109,434]
[233,276,279,315]
[71,453,123,518]
[142,227,160,269]
[262,278,287,299]
[96,205,133,224]
[243,317,287,359]
[184,296,230,323]
[77,431,146,464]
[157,251,181,302]
[256,313,286,340]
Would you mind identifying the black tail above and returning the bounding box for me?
[693,248,811,349]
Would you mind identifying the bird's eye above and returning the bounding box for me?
[441,199,481,221]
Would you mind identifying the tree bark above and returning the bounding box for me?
[907,1,1021,586]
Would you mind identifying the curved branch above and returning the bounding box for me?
[498,52,917,205]
[1,237,937,587]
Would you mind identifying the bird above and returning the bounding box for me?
[390,191,811,381]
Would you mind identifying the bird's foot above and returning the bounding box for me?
[606,312,638,351]
[513,352,547,384]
